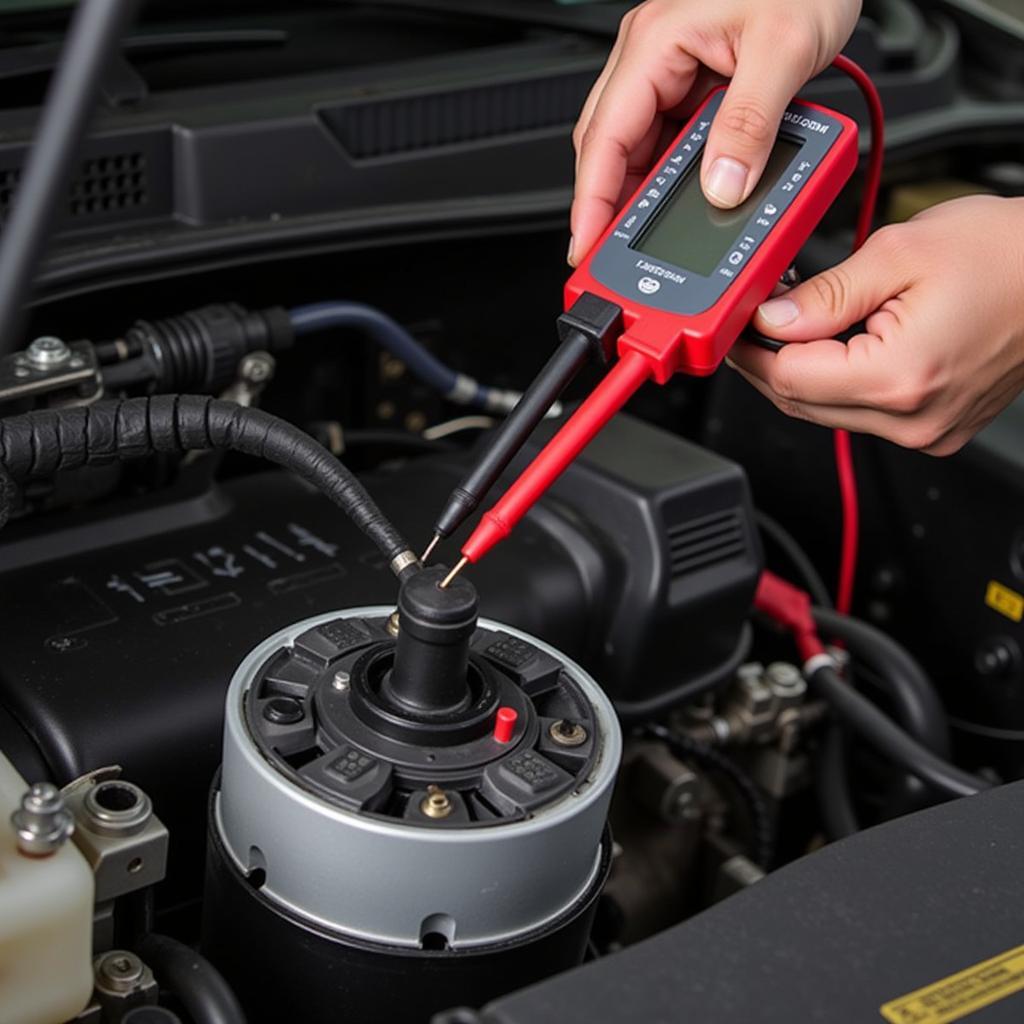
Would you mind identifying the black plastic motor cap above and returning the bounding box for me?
[387,565,479,715]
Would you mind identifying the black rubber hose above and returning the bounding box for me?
[810,609,950,840]
[647,723,774,869]
[806,661,990,800]
[815,726,860,840]
[137,934,246,1024]
[752,520,955,826]
[812,607,950,757]
[0,396,415,574]
[0,0,137,357]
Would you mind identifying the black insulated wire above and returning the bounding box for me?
[805,660,991,801]
[0,396,415,575]
[755,510,833,609]
[0,0,138,357]
[646,723,774,869]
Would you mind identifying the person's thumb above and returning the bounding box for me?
[701,30,813,209]
[753,230,910,340]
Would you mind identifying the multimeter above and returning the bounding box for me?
[568,88,859,380]
[441,89,861,574]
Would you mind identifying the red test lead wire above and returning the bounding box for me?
[828,54,885,615]
[448,63,877,583]
[461,350,654,564]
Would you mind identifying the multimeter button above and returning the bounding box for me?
[728,252,744,266]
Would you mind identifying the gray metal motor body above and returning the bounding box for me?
[213,606,621,950]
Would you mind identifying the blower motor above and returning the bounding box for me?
[202,566,621,1024]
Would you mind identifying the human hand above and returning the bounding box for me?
[569,0,862,265]
[728,196,1024,455]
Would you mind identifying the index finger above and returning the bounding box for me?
[728,333,897,407]
[571,43,699,263]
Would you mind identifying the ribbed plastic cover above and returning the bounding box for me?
[321,70,594,158]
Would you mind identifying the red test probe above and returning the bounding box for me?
[441,63,880,590]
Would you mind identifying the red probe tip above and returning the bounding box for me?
[461,512,507,564]
[493,706,517,744]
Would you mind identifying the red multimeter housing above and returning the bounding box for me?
[565,89,859,382]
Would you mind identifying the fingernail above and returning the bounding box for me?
[724,356,738,370]
[757,297,799,327]
[705,157,748,207]
[567,237,576,266]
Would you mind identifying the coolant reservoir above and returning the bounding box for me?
[0,752,94,1024]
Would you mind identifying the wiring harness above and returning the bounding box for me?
[0,395,418,577]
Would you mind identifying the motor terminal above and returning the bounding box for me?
[385,564,479,715]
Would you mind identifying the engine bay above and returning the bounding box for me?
[2,2,1024,1023]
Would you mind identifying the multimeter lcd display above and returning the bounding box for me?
[634,136,801,276]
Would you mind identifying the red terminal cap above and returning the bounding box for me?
[493,706,517,744]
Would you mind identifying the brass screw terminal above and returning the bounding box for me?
[420,784,453,819]
[549,719,588,748]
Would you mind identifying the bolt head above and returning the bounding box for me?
[25,335,70,369]
[24,782,61,813]
[96,951,145,992]
[765,662,805,698]
[332,670,350,692]
[11,782,74,856]
[240,353,274,383]
[549,719,587,747]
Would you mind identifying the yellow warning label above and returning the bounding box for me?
[985,580,1024,623]
[880,945,1024,1024]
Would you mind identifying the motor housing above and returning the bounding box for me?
[202,570,620,1023]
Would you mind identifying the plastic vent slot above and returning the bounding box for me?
[324,70,594,158]
[70,153,147,217]
[667,509,747,579]
[0,152,147,225]
[0,166,19,225]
